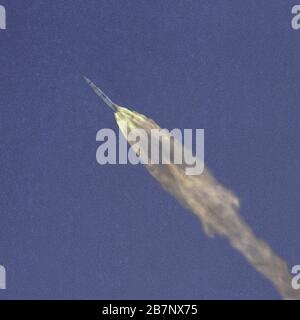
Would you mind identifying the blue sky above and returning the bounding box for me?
[0,0,299,299]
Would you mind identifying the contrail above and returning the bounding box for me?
[83,76,300,299]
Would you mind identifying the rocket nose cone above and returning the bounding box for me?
[82,75,91,84]
[82,75,118,113]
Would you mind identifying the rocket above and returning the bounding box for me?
[82,75,300,300]
[82,75,118,112]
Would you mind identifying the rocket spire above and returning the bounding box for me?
[82,75,118,112]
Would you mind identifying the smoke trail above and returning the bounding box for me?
[115,106,300,300]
